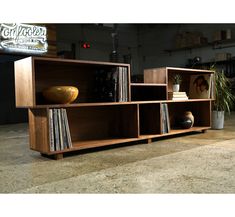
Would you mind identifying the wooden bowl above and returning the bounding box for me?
[42,86,79,104]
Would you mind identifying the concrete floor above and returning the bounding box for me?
[0,113,235,193]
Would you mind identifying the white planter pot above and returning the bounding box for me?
[212,110,224,129]
[173,84,180,92]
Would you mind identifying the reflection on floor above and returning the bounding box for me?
[0,113,235,193]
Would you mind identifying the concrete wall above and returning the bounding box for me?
[56,24,141,75]
[0,60,28,124]
[57,24,235,75]
[138,24,235,71]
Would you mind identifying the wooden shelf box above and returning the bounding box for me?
[131,83,167,101]
[167,100,211,129]
[139,103,161,135]
[15,57,131,106]
[15,57,214,159]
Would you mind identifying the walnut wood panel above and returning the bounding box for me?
[193,101,211,127]
[35,64,97,104]
[31,99,213,108]
[167,70,190,93]
[33,56,130,67]
[168,127,211,134]
[144,68,167,84]
[35,63,130,104]
[28,108,49,153]
[131,83,167,86]
[72,137,140,149]
[143,67,214,97]
[166,67,213,73]
[14,57,35,107]
[167,101,211,128]
[15,57,131,106]
[127,65,131,102]
[41,124,210,155]
[42,125,211,155]
[167,68,212,94]
[136,104,140,137]
[119,104,138,137]
[66,104,138,144]
[138,126,211,139]
[131,86,167,101]
[45,137,144,155]
[139,104,161,135]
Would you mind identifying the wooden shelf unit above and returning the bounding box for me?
[15,57,131,107]
[14,57,214,159]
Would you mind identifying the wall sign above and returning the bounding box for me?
[0,23,48,54]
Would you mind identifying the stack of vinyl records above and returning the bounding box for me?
[48,108,72,152]
[161,103,170,134]
[93,66,128,102]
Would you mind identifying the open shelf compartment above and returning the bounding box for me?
[139,103,161,136]
[66,104,138,148]
[29,104,139,154]
[131,85,167,101]
[15,57,130,107]
[167,100,211,130]
[167,67,214,100]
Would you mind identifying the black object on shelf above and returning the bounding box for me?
[179,118,193,129]
[93,69,115,102]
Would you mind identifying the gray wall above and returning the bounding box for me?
[138,24,235,70]
[57,24,235,75]
[56,24,141,75]
[0,61,28,124]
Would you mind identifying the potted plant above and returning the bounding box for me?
[172,74,182,92]
[210,66,235,129]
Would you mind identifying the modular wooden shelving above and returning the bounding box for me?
[14,57,214,159]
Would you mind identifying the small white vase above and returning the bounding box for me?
[212,110,224,129]
[173,84,180,92]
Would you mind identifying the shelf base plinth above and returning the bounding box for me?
[54,153,63,160]
[41,153,64,160]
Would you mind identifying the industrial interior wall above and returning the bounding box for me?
[56,24,141,75]
[138,24,235,70]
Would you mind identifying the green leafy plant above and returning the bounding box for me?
[172,74,182,85]
[210,65,235,113]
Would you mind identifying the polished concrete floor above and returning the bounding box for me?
[0,113,235,193]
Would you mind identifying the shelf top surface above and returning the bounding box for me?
[15,56,130,67]
[44,126,211,154]
[131,83,167,86]
[165,67,214,73]
[25,99,213,109]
